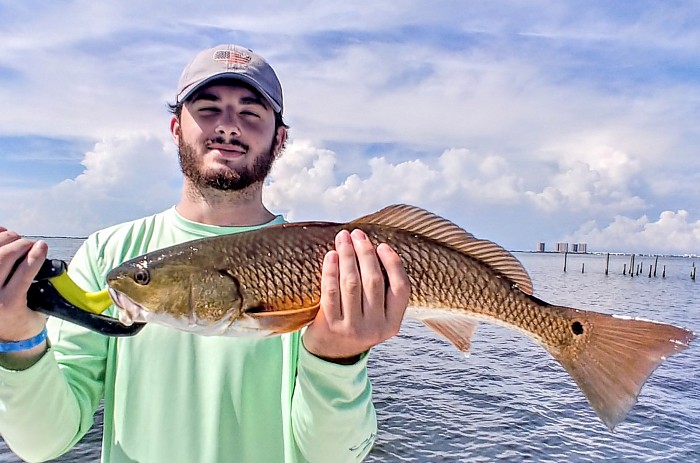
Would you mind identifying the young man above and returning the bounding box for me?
[0,44,410,462]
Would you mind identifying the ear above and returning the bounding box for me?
[170,115,181,145]
[273,126,287,157]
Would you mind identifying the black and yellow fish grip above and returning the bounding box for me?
[24,259,145,337]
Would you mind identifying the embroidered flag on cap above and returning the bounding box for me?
[213,50,251,68]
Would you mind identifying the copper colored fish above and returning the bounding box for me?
[106,204,695,430]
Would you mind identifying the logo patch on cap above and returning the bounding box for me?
[213,50,251,69]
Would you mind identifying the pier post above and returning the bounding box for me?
[630,254,635,278]
[605,253,610,275]
[563,251,568,272]
[653,256,658,277]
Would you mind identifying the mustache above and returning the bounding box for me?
[207,136,250,152]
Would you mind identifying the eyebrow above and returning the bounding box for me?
[190,91,268,109]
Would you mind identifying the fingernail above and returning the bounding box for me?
[351,229,367,240]
[325,250,339,264]
[336,229,351,244]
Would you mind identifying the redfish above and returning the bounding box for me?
[106,204,695,430]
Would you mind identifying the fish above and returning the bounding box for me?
[106,204,695,430]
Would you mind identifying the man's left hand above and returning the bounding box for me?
[302,229,411,364]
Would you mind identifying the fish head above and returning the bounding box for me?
[106,252,244,334]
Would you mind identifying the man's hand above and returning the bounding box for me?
[0,227,49,369]
[302,229,410,364]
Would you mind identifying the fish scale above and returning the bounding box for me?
[106,204,695,431]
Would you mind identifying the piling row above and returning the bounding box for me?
[564,252,696,280]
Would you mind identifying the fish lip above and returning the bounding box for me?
[108,288,148,326]
[107,288,271,337]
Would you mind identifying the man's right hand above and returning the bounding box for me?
[0,227,49,369]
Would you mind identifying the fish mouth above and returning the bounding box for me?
[108,288,149,326]
[107,288,274,337]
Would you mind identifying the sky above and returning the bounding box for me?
[1,1,699,255]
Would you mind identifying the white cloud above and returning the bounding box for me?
[266,141,700,254]
[524,135,648,214]
[1,132,698,255]
[567,210,700,254]
[265,143,527,222]
[0,133,181,235]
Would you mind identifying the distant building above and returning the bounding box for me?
[553,242,588,253]
[537,242,545,252]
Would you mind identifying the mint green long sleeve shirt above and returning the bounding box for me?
[0,207,377,462]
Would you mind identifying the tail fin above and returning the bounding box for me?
[547,309,695,430]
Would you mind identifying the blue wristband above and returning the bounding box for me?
[0,328,48,353]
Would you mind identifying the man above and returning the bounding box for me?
[0,44,410,462]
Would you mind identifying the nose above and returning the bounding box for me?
[215,107,240,137]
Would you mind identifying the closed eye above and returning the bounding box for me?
[198,106,221,114]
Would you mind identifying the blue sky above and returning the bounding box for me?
[1,1,699,254]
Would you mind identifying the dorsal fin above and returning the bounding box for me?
[352,204,533,295]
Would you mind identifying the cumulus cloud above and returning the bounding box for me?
[266,141,700,254]
[1,133,180,235]
[566,210,700,254]
[525,137,647,214]
[264,143,527,222]
[2,133,699,255]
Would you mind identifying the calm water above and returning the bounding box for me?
[1,239,698,462]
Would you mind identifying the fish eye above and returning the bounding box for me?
[571,321,584,336]
[134,268,150,285]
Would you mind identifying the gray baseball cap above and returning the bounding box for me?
[176,44,283,114]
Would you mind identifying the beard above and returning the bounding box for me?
[178,135,277,192]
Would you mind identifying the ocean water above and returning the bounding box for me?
[1,239,698,462]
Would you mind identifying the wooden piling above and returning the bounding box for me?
[663,265,666,278]
[648,264,652,278]
[605,253,610,275]
[623,263,627,275]
[630,254,635,278]
[653,256,658,277]
[581,263,585,273]
[563,251,568,272]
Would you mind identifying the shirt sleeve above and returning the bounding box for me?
[291,342,377,463]
[0,240,109,462]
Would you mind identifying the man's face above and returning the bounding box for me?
[171,84,285,191]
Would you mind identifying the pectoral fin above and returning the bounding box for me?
[246,304,321,335]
